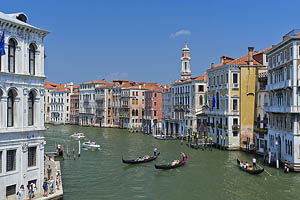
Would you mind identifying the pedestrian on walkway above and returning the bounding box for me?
[30,182,36,198]
[27,184,33,199]
[43,180,49,197]
[16,185,24,200]
[49,176,55,194]
[47,165,52,180]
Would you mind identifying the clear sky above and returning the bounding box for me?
[2,0,300,85]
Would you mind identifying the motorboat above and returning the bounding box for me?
[155,135,176,140]
[82,140,100,150]
[70,133,85,139]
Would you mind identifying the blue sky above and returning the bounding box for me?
[2,0,300,84]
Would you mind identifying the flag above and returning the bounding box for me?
[0,29,5,56]
[212,94,215,111]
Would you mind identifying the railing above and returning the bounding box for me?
[232,83,239,89]
[254,127,268,134]
[232,124,240,131]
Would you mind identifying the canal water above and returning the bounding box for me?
[45,125,300,200]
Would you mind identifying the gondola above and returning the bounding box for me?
[155,156,188,169]
[122,153,160,164]
[237,159,264,175]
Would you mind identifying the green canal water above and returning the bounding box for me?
[45,125,300,200]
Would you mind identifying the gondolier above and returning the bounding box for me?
[154,147,158,156]
[252,157,257,169]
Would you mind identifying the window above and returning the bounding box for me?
[142,99,144,104]
[136,91,138,96]
[154,110,157,117]
[135,99,138,104]
[226,73,228,83]
[199,95,203,105]
[8,39,16,73]
[28,91,34,126]
[221,74,223,85]
[154,93,157,98]
[29,44,36,75]
[233,73,238,84]
[142,92,144,96]
[0,151,2,173]
[233,99,238,111]
[290,47,293,59]
[6,185,16,197]
[7,90,15,127]
[132,99,135,104]
[154,101,157,106]
[284,50,287,60]
[28,146,37,167]
[132,91,134,96]
[6,149,16,171]
[198,85,204,92]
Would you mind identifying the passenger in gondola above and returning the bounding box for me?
[171,160,180,166]
[143,155,150,159]
[245,162,249,168]
[154,147,158,156]
[136,157,143,161]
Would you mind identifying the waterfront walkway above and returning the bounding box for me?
[35,156,63,200]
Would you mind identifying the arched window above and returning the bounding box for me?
[199,95,203,105]
[8,39,16,73]
[216,92,219,109]
[28,91,34,126]
[29,44,35,75]
[132,109,135,116]
[7,90,15,127]
[136,109,138,116]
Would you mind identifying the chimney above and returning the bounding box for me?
[211,62,214,69]
[248,47,254,65]
[220,56,224,64]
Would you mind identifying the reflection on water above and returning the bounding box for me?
[45,125,300,200]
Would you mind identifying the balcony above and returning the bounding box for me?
[254,127,268,134]
[232,83,239,89]
[266,106,300,113]
[232,124,240,131]
[267,80,292,91]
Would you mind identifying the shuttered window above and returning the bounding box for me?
[28,147,37,167]
[6,149,16,172]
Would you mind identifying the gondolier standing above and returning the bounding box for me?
[154,147,158,156]
[252,157,257,169]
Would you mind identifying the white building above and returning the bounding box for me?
[266,29,300,170]
[79,80,106,126]
[0,12,49,199]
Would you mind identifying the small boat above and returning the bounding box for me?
[237,159,264,175]
[122,153,160,164]
[155,155,188,169]
[186,143,203,149]
[70,133,85,139]
[82,141,100,150]
[155,135,176,140]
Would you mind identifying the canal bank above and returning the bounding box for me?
[45,124,300,200]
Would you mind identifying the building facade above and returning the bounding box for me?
[266,29,300,170]
[0,12,49,199]
[206,47,268,150]
[70,93,79,125]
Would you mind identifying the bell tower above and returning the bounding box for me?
[181,41,191,80]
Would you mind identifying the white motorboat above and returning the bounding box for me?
[82,141,100,150]
[70,133,85,139]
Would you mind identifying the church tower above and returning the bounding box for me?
[181,41,191,80]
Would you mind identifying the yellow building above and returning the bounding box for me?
[206,47,269,150]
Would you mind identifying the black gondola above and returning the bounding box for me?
[155,156,188,169]
[122,152,160,164]
[237,159,264,175]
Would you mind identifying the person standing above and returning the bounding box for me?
[30,182,36,198]
[252,157,257,169]
[49,176,55,194]
[27,184,32,199]
[43,180,49,197]
[153,147,158,156]
[17,185,24,200]
[47,165,52,180]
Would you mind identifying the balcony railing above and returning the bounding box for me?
[254,127,268,134]
[232,124,240,131]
